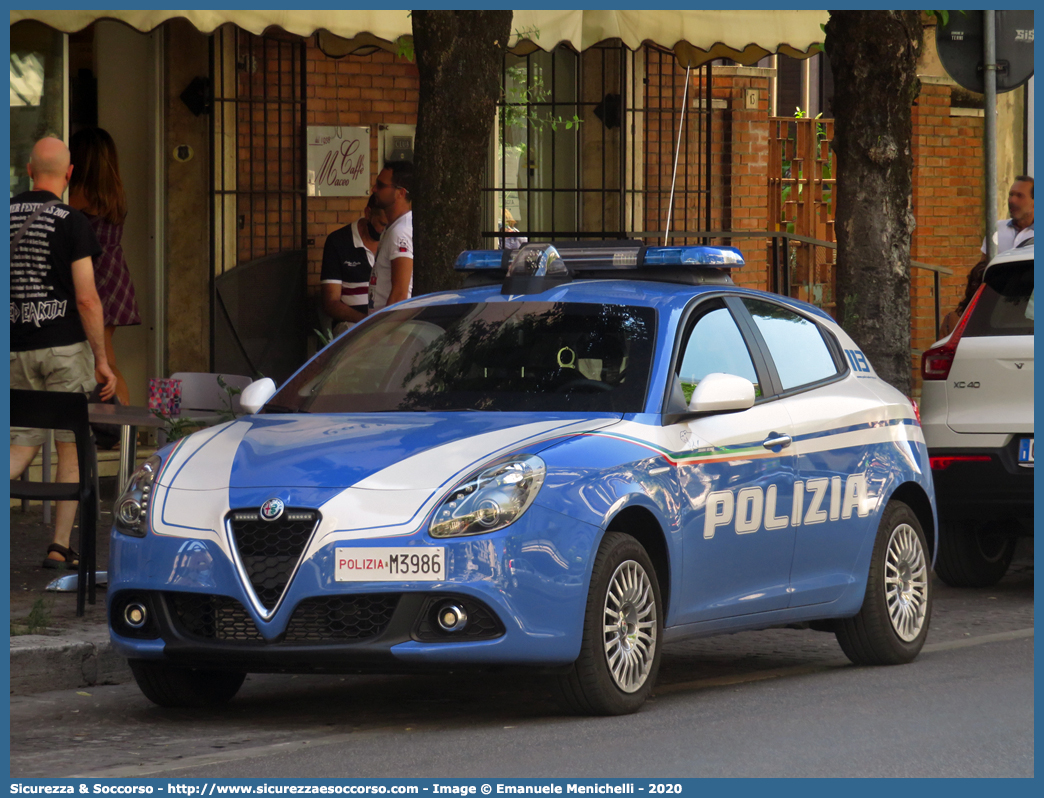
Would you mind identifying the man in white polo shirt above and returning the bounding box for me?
[369,160,413,313]
[941,176,1034,337]
[981,176,1034,257]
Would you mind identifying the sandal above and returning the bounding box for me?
[42,543,79,570]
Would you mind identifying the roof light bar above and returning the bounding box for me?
[643,245,744,267]
[501,244,572,295]
[455,243,745,273]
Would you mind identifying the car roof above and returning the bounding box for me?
[988,242,1034,270]
[400,278,836,322]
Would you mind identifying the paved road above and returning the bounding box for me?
[11,563,1033,779]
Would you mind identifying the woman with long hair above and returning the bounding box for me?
[69,127,141,407]
[938,260,987,339]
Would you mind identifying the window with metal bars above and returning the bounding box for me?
[483,42,712,246]
[208,27,310,382]
[211,28,307,274]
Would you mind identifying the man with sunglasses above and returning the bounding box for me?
[368,161,414,313]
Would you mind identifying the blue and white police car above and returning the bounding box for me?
[110,241,936,715]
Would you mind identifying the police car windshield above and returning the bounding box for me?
[269,302,656,413]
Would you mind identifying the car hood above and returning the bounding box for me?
[156,412,621,491]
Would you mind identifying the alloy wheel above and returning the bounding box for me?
[603,560,657,692]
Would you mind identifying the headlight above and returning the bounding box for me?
[114,454,162,537]
[430,455,546,538]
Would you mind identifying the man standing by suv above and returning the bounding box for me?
[369,160,413,313]
[10,136,117,569]
[940,177,1034,337]
[981,176,1033,259]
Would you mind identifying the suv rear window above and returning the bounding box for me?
[965,259,1034,337]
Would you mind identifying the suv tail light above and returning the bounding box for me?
[907,397,921,425]
[921,284,985,381]
[930,454,992,470]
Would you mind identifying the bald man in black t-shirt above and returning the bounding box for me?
[10,136,116,569]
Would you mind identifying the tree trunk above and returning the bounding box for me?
[825,11,922,394]
[412,10,513,295]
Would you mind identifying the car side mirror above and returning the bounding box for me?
[239,378,277,415]
[688,372,756,414]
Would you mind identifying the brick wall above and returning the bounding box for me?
[304,44,418,293]
[909,80,984,395]
[711,68,772,292]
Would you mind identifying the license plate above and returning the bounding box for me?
[1018,438,1034,466]
[335,547,446,582]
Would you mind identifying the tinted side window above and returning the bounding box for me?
[965,260,1034,337]
[677,306,761,402]
[742,299,839,391]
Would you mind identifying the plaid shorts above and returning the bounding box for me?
[10,341,96,446]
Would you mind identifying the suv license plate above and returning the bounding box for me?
[335,547,445,581]
[1018,438,1034,466]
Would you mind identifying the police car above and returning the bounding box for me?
[109,241,936,715]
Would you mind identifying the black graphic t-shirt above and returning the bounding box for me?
[10,190,101,351]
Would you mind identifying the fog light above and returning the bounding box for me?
[436,602,468,633]
[117,497,142,526]
[123,602,148,629]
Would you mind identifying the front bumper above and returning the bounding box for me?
[929,438,1033,524]
[108,503,600,671]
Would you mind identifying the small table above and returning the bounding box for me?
[88,404,168,493]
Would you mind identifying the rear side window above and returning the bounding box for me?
[965,260,1034,337]
[742,298,840,391]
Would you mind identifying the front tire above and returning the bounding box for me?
[555,532,663,715]
[835,500,932,665]
[129,660,246,708]
[933,520,1016,588]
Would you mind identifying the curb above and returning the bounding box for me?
[10,628,131,696]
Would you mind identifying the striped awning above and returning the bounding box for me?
[10,9,826,65]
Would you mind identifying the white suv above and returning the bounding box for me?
[920,243,1034,587]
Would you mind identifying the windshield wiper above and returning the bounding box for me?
[262,404,305,414]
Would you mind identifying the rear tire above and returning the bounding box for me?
[129,660,245,708]
[835,500,932,666]
[933,520,1016,588]
[555,532,662,715]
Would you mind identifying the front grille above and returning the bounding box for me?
[166,593,264,643]
[284,595,400,643]
[228,508,319,611]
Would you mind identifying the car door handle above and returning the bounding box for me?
[763,434,792,449]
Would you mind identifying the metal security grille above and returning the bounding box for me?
[483,43,711,245]
[228,508,318,611]
[211,28,307,273]
[209,28,308,378]
[642,46,713,244]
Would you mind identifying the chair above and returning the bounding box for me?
[10,390,99,616]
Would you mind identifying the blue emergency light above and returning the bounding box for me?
[455,242,743,293]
